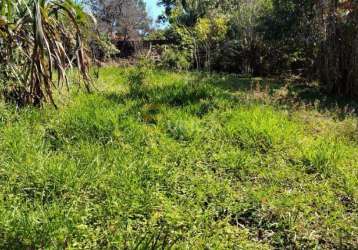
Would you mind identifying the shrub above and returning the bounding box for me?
[89,33,119,61]
[160,47,191,71]
[127,59,154,96]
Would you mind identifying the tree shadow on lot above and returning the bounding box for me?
[100,70,358,119]
[199,72,358,118]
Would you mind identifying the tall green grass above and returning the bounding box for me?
[0,67,357,249]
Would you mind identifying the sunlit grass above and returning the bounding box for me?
[0,66,357,249]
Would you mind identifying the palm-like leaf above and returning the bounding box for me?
[0,0,92,106]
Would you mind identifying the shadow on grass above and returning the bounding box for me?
[101,92,126,105]
[285,84,358,118]
[200,72,358,117]
[102,79,221,108]
[101,70,358,119]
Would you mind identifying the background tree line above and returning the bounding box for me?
[0,0,357,106]
[156,0,358,97]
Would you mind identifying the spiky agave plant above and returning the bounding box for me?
[0,0,93,107]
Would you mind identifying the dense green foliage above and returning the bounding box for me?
[0,67,357,248]
[158,0,358,97]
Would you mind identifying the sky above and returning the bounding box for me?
[144,0,165,28]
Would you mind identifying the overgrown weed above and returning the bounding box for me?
[0,67,357,248]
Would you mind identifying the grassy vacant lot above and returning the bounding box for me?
[0,67,357,249]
